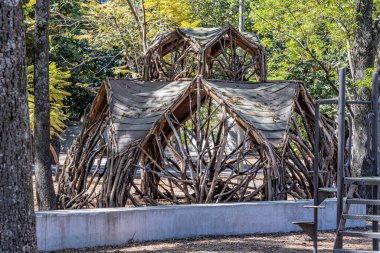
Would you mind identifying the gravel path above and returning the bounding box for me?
[49,230,371,253]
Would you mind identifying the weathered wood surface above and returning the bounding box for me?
[204,80,300,148]
[106,79,301,152]
[58,78,337,208]
[58,25,336,209]
[107,79,191,153]
[143,25,267,82]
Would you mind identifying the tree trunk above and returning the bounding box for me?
[351,0,378,197]
[238,0,244,33]
[126,0,148,53]
[352,0,377,81]
[34,0,57,210]
[0,1,37,252]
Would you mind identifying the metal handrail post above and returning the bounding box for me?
[335,68,346,249]
[313,102,320,253]
[372,72,379,250]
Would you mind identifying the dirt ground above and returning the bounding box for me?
[37,174,369,253]
[48,230,371,253]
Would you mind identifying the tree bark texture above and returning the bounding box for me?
[34,0,57,210]
[239,0,244,33]
[0,1,37,252]
[352,0,377,81]
[351,0,378,186]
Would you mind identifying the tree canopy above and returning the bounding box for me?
[22,0,380,124]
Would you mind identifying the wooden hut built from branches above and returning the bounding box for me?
[143,26,267,82]
[58,26,336,209]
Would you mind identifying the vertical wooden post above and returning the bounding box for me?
[372,72,379,250]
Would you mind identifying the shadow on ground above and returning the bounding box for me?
[49,231,371,253]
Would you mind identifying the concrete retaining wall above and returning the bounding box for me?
[36,199,365,251]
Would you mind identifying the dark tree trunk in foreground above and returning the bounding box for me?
[0,1,37,252]
[34,0,57,210]
[351,0,380,196]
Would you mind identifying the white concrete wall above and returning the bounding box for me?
[36,199,365,251]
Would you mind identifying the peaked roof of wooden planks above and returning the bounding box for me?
[147,25,263,55]
[90,78,306,154]
[143,25,268,82]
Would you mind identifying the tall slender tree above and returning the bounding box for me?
[34,0,57,210]
[238,0,244,32]
[0,0,37,252]
[126,0,148,53]
[351,0,380,186]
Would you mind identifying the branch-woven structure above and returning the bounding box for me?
[58,26,337,208]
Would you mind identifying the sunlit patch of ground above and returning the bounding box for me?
[49,230,371,253]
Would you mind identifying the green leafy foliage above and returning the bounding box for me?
[28,62,71,138]
[251,0,356,100]
[73,0,201,79]
[22,0,380,123]
[355,68,377,89]
[24,0,203,119]
[191,0,253,28]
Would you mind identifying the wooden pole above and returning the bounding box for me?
[239,0,244,33]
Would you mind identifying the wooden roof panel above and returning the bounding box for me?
[204,80,301,148]
[106,79,302,153]
[107,79,191,153]
[148,26,262,53]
